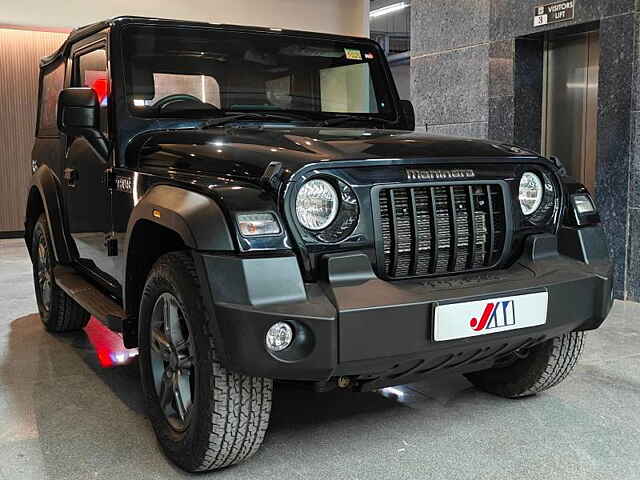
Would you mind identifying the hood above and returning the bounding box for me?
[132,126,539,180]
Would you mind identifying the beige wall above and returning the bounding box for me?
[0,1,369,233]
[0,0,369,37]
[0,29,68,233]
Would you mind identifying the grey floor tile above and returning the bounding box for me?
[0,239,639,479]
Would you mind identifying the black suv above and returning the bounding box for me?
[26,16,613,472]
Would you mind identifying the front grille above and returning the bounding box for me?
[378,184,507,278]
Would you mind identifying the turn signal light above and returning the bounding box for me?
[237,213,281,236]
[572,194,596,215]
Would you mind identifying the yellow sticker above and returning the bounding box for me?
[344,48,363,61]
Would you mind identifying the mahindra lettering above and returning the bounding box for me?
[25,17,613,472]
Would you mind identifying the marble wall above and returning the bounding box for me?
[411,0,639,299]
[411,0,491,136]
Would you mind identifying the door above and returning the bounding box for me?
[542,31,600,193]
[62,41,117,289]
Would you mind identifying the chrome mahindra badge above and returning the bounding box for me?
[405,168,475,181]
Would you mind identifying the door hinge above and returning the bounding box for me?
[104,168,114,190]
[105,233,118,257]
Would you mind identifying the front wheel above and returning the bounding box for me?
[465,332,585,398]
[138,252,272,472]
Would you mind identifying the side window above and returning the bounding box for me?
[37,61,65,137]
[74,48,109,134]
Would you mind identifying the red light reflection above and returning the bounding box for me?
[91,78,109,103]
[84,317,138,368]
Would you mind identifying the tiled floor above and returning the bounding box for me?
[0,238,639,479]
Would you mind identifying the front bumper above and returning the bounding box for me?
[195,229,613,390]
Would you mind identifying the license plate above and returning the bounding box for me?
[433,292,548,342]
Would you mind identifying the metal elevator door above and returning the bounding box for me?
[542,31,600,193]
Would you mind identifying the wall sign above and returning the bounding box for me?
[533,1,575,27]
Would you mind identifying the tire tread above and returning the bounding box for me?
[33,214,89,333]
[143,252,272,472]
[466,332,585,398]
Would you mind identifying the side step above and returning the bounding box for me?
[53,266,130,335]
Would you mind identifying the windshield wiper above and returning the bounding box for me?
[320,115,396,128]
[201,112,312,129]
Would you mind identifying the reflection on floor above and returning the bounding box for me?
[1,238,639,480]
[84,319,138,368]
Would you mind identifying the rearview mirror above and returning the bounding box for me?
[57,87,108,158]
[399,99,415,131]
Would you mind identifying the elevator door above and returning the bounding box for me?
[542,31,599,193]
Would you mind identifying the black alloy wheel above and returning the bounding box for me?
[35,237,53,313]
[31,214,89,332]
[138,252,273,472]
[149,292,196,432]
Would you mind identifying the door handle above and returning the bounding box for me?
[63,168,79,188]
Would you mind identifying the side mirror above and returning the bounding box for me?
[57,87,108,158]
[399,99,415,131]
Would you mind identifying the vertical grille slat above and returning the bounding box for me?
[378,183,507,279]
[428,187,439,274]
[408,188,420,276]
[485,184,496,267]
[447,186,458,272]
[388,189,399,276]
[466,185,477,270]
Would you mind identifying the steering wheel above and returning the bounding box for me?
[154,94,209,112]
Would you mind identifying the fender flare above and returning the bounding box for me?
[123,185,236,358]
[26,165,74,264]
[124,184,235,252]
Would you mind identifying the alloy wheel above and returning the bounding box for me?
[150,292,196,432]
[37,240,52,312]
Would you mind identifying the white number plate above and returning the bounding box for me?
[433,292,548,342]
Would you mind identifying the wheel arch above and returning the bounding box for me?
[122,185,236,355]
[25,166,74,264]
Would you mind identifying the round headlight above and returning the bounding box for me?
[296,179,339,230]
[519,172,544,216]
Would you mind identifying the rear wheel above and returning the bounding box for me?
[466,332,585,398]
[31,214,89,332]
[138,252,272,472]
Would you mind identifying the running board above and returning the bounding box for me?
[53,266,128,332]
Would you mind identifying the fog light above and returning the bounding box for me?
[572,194,596,215]
[265,322,293,352]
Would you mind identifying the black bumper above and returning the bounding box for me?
[195,229,614,390]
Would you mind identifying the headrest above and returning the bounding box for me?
[129,62,155,100]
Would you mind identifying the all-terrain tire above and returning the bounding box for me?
[31,214,90,332]
[465,332,585,398]
[138,251,273,472]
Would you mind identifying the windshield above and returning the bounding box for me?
[121,25,396,121]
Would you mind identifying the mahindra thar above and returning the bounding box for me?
[25,16,613,472]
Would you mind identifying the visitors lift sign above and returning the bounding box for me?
[533,1,575,27]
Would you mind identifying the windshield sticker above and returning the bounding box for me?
[344,48,363,61]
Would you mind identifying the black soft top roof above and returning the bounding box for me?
[40,15,374,68]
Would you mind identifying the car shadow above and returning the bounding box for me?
[0,313,477,478]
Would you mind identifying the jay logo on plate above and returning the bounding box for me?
[469,301,515,331]
[433,292,548,342]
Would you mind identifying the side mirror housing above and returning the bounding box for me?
[58,87,99,134]
[57,87,108,158]
[399,99,415,131]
